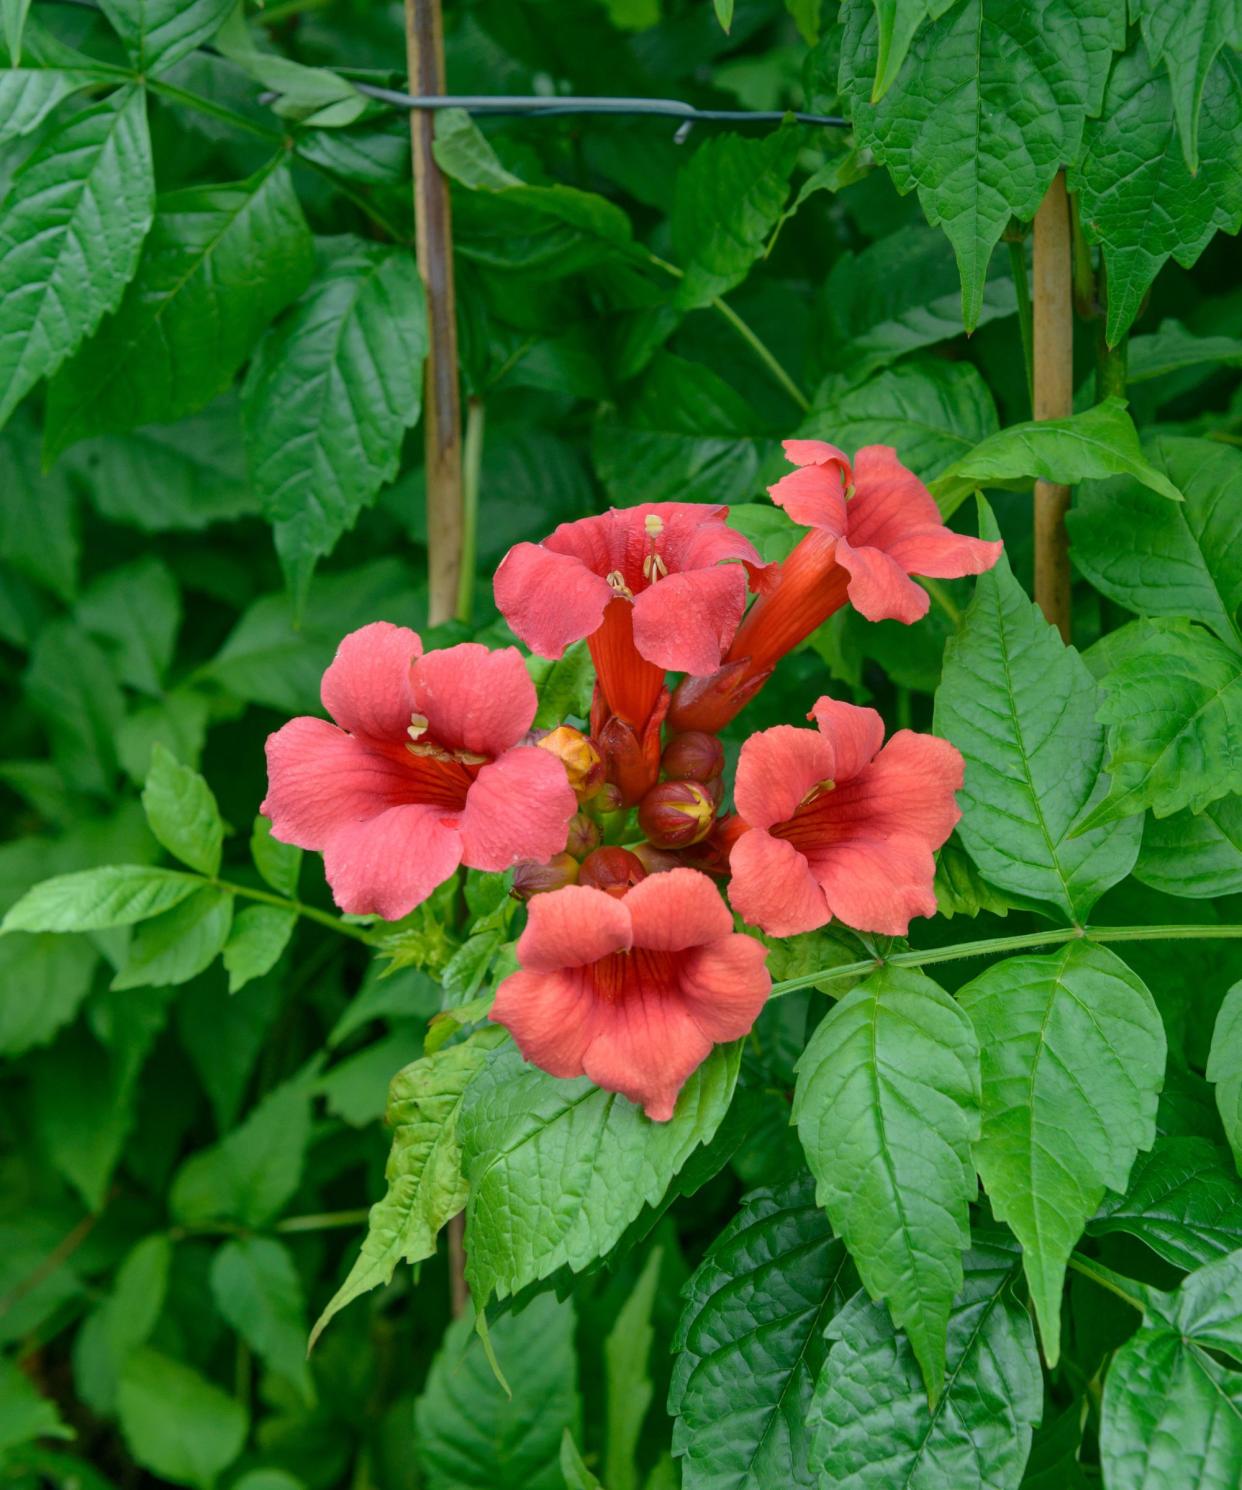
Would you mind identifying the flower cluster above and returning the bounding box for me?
[263,444,1001,1119]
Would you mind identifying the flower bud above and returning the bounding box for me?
[537,725,605,799]
[512,853,579,900]
[637,780,716,850]
[578,846,647,898]
[565,811,601,860]
[661,730,724,782]
[592,781,625,815]
[630,841,683,876]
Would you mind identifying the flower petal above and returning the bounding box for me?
[458,745,576,872]
[656,503,760,572]
[321,804,462,920]
[807,696,886,783]
[320,622,421,742]
[494,541,613,659]
[782,439,853,479]
[734,724,838,828]
[491,967,595,1078]
[631,564,749,676]
[727,828,829,937]
[262,717,415,848]
[884,527,1004,579]
[829,729,964,844]
[409,643,537,757]
[835,537,931,623]
[516,883,633,974]
[678,935,771,1042]
[624,867,733,951]
[807,834,940,937]
[845,445,944,548]
[768,462,848,533]
[581,992,715,1122]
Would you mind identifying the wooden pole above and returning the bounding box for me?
[404,0,462,628]
[1031,172,1074,641]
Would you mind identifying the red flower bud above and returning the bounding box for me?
[637,780,716,850]
[566,811,601,860]
[537,725,606,799]
[661,731,724,782]
[512,852,580,900]
[578,846,647,898]
[630,841,683,876]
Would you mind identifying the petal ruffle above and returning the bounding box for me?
[581,992,714,1122]
[624,867,733,951]
[734,724,837,828]
[678,935,771,1042]
[884,527,1004,579]
[321,803,462,920]
[806,834,940,937]
[262,717,415,849]
[410,643,537,757]
[658,503,760,573]
[516,884,633,974]
[491,967,596,1078]
[320,622,420,742]
[458,745,576,872]
[727,828,829,937]
[807,696,886,784]
[631,564,748,676]
[782,438,853,476]
[835,537,931,623]
[768,462,849,533]
[494,541,613,659]
[827,729,963,844]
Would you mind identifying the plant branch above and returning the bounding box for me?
[1032,173,1074,641]
[215,879,377,944]
[768,923,1242,999]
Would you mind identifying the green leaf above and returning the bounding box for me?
[592,351,770,505]
[932,397,1183,518]
[807,1235,1042,1489]
[933,501,1140,921]
[171,1068,314,1228]
[1130,0,1242,171]
[669,1177,857,1490]
[415,1293,580,1490]
[671,126,801,308]
[222,906,295,994]
[1100,1253,1242,1489]
[2,864,202,933]
[933,837,1017,919]
[2,0,31,65]
[957,942,1166,1360]
[0,86,153,428]
[604,1245,661,1490]
[1209,982,1242,1176]
[141,744,225,878]
[798,360,998,482]
[25,618,124,798]
[76,555,181,695]
[98,0,234,73]
[45,160,313,456]
[712,0,734,32]
[1135,796,1242,899]
[1077,619,1242,828]
[839,0,1123,328]
[0,66,108,144]
[118,690,211,787]
[73,395,260,532]
[0,1357,72,1457]
[529,641,594,729]
[1069,40,1242,345]
[1127,317,1242,385]
[117,1348,247,1490]
[819,223,1016,383]
[560,1432,603,1490]
[1067,435,1242,648]
[0,413,77,599]
[177,973,284,1133]
[243,239,427,603]
[792,967,979,1399]
[210,1237,314,1404]
[1089,1136,1242,1271]
[869,1,955,101]
[73,1233,171,1416]
[310,1031,499,1346]
[112,887,233,990]
[251,816,302,899]
[0,931,96,1055]
[460,1041,740,1303]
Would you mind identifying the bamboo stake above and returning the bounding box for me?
[1031,173,1074,640]
[404,0,463,627]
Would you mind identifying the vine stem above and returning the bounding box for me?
[1067,1254,1146,1312]
[768,923,1242,1000]
[215,878,377,944]
[1031,172,1074,641]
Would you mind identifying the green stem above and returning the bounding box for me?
[1067,1254,1146,1312]
[645,251,810,411]
[145,77,282,140]
[1094,260,1128,401]
[456,397,485,623]
[769,923,1242,999]
[276,1208,370,1233]
[215,879,377,944]
[920,576,962,625]
[1007,237,1035,415]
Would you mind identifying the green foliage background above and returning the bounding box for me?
[2,0,1242,1487]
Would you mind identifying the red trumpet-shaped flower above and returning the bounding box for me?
[495,503,758,730]
[727,696,963,938]
[670,442,1002,732]
[491,868,770,1120]
[261,623,577,920]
